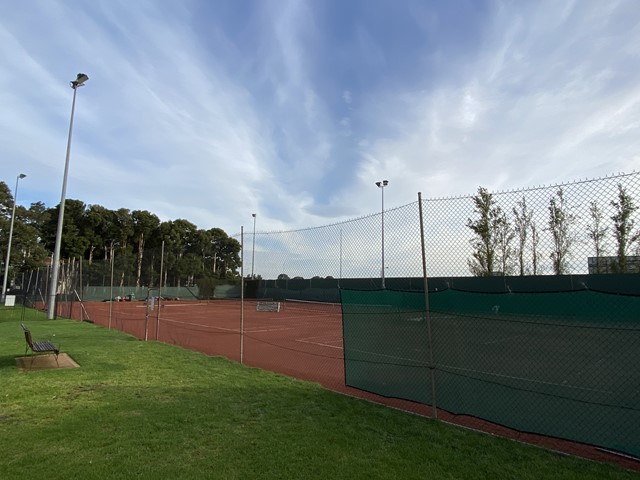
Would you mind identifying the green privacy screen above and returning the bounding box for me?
[340,288,640,459]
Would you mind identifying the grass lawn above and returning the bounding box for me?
[0,307,637,479]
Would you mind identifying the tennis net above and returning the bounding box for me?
[282,299,342,315]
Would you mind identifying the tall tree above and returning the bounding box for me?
[611,184,639,273]
[466,187,506,276]
[496,211,515,275]
[547,189,575,275]
[512,196,532,276]
[586,201,608,273]
[114,208,134,249]
[159,219,198,287]
[530,221,540,275]
[0,191,49,288]
[0,181,13,218]
[208,227,233,276]
[10,205,49,273]
[25,202,50,229]
[84,205,117,264]
[0,181,16,259]
[131,210,160,287]
[213,236,241,279]
[191,229,213,274]
[41,199,90,259]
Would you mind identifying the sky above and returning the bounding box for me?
[1,0,640,236]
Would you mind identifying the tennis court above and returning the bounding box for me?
[71,298,346,389]
[58,293,640,466]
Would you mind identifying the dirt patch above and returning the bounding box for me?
[16,353,80,371]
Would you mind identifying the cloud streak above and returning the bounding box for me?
[0,0,639,237]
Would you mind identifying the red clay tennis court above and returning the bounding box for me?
[58,297,639,470]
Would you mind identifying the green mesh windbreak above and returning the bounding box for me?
[340,288,640,459]
[342,289,432,404]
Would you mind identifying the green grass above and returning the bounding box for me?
[0,307,637,479]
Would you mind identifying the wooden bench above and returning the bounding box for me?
[21,323,60,367]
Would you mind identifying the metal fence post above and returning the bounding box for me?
[419,192,437,419]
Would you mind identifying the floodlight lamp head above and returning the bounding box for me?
[18,173,26,179]
[376,181,381,187]
[383,180,388,186]
[252,213,256,218]
[71,73,89,89]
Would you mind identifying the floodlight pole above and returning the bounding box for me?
[376,180,388,289]
[47,73,89,319]
[251,213,256,279]
[2,173,27,301]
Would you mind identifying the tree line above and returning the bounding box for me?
[5,178,636,289]
[467,184,639,276]
[0,181,241,290]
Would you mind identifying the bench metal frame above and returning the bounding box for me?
[21,323,60,369]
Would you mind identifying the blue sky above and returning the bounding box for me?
[1,0,640,234]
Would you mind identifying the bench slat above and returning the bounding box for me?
[33,341,58,353]
[21,324,59,356]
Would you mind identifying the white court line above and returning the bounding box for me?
[296,337,344,350]
[163,302,208,307]
[247,322,335,333]
[161,317,238,333]
[248,318,338,332]
[160,315,342,344]
[299,334,341,342]
[248,326,298,333]
[160,318,329,336]
[283,312,340,320]
[135,302,208,309]
[438,363,616,395]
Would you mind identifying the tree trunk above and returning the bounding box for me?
[136,232,145,288]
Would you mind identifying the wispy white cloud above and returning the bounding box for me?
[1,0,285,232]
[1,0,639,239]
[343,0,640,214]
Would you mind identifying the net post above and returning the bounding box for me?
[419,192,437,419]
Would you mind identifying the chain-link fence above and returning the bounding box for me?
[18,171,640,461]
[242,171,640,285]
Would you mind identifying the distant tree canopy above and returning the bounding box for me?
[0,185,49,277]
[0,180,241,289]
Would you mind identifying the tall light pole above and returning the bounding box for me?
[251,213,257,279]
[375,180,388,289]
[2,173,27,301]
[47,73,89,319]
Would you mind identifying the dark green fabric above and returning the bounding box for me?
[340,288,640,459]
